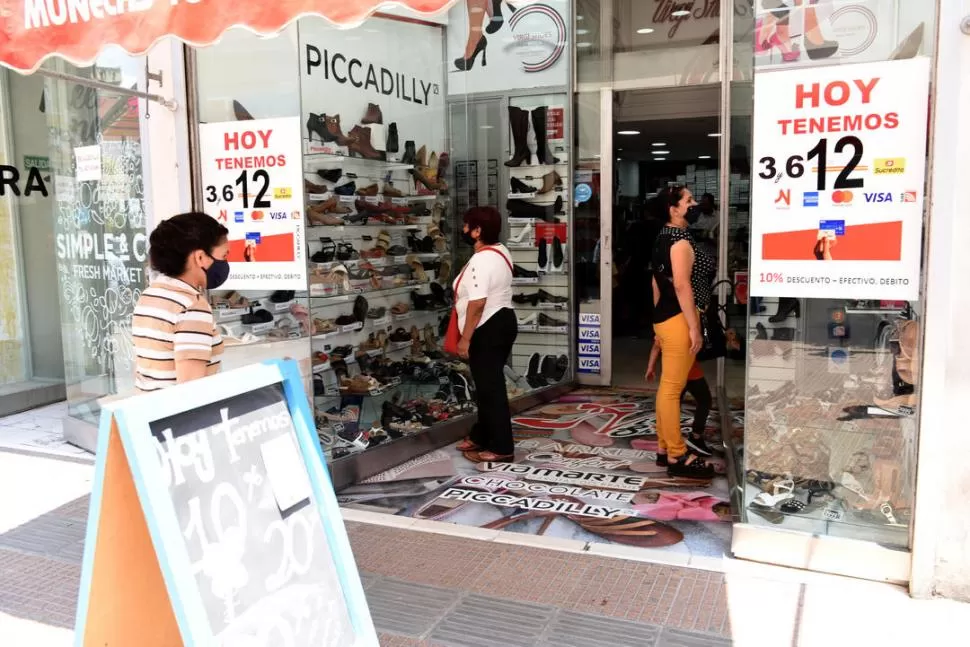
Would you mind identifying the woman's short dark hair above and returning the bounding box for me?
[647,185,688,222]
[149,212,229,277]
[463,206,502,245]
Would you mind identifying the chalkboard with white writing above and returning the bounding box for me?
[148,381,356,646]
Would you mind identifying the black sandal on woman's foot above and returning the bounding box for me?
[667,451,715,479]
[656,452,668,467]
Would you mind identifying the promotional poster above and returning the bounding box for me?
[447,0,568,95]
[749,58,930,300]
[199,117,307,291]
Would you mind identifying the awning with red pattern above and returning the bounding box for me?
[0,0,455,72]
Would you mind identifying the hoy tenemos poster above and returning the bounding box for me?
[750,58,930,300]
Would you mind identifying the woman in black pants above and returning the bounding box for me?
[453,207,517,461]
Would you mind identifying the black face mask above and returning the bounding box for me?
[685,206,702,225]
[205,256,230,290]
[461,231,477,247]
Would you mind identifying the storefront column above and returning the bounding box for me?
[909,0,970,602]
[142,40,192,229]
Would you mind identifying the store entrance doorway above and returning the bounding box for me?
[608,86,722,389]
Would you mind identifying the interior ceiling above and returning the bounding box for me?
[614,116,720,161]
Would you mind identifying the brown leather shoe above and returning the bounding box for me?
[325,114,352,146]
[356,183,380,196]
[537,170,562,194]
[383,183,405,197]
[305,178,327,194]
[347,126,382,159]
[362,102,383,125]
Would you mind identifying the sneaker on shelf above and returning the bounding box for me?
[538,289,567,304]
[513,264,539,278]
[538,313,566,327]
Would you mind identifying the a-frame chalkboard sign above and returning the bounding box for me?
[73,359,378,647]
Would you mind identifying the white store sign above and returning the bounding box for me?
[198,117,307,291]
[750,58,931,300]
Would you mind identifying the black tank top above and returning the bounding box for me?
[651,226,715,324]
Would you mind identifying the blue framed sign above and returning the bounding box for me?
[73,359,378,647]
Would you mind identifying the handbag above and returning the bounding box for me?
[696,280,730,361]
[444,246,513,355]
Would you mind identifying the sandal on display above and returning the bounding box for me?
[218,325,259,346]
[751,479,795,508]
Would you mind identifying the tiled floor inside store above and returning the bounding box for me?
[339,387,737,566]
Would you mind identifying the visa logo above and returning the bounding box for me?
[269,211,288,220]
[864,192,893,203]
[578,342,600,355]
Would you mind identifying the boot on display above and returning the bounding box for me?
[362,102,383,125]
[505,106,532,167]
[531,106,560,165]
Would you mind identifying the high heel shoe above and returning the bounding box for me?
[454,35,487,71]
[233,100,254,121]
[537,170,562,195]
[804,5,838,60]
[485,0,506,34]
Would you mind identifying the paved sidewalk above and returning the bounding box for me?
[2,438,970,646]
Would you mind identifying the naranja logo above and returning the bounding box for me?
[873,158,906,175]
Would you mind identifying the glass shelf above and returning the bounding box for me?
[308,283,424,304]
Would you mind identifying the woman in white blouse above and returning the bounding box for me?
[453,207,517,461]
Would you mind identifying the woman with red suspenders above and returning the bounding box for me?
[452,207,517,461]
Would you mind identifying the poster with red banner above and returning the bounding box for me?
[198,117,307,291]
[750,58,930,300]
[535,222,567,245]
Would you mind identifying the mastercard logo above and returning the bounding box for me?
[832,191,854,204]
[250,210,264,220]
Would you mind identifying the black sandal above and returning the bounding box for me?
[667,451,715,479]
[312,237,336,263]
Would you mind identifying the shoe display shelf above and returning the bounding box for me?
[303,140,470,463]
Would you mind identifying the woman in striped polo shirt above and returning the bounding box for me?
[132,212,229,391]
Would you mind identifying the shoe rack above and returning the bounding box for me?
[503,94,572,391]
[300,105,476,463]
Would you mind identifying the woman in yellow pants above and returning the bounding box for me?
[649,186,716,479]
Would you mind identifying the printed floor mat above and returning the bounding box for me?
[338,388,738,561]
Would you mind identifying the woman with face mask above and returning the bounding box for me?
[132,212,230,391]
[452,207,517,462]
[650,186,717,478]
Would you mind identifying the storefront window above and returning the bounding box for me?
[192,3,573,465]
[40,52,149,428]
[738,0,936,548]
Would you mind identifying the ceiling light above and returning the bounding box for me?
[636,28,655,34]
[479,125,493,129]
[577,15,584,21]
[577,42,592,48]
[652,142,666,147]
[652,150,670,155]
[617,130,640,135]
[671,10,690,17]
[698,155,712,159]
[576,28,589,35]
[654,157,667,161]
[616,157,622,161]
[708,132,722,137]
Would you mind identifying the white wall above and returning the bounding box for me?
[910,0,970,601]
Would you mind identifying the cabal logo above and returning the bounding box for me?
[901,191,917,203]
[864,192,893,203]
[873,158,906,175]
[234,211,244,223]
[774,189,791,208]
[509,4,566,73]
[250,210,265,221]
[803,191,819,207]
[269,210,288,220]
[832,190,854,205]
